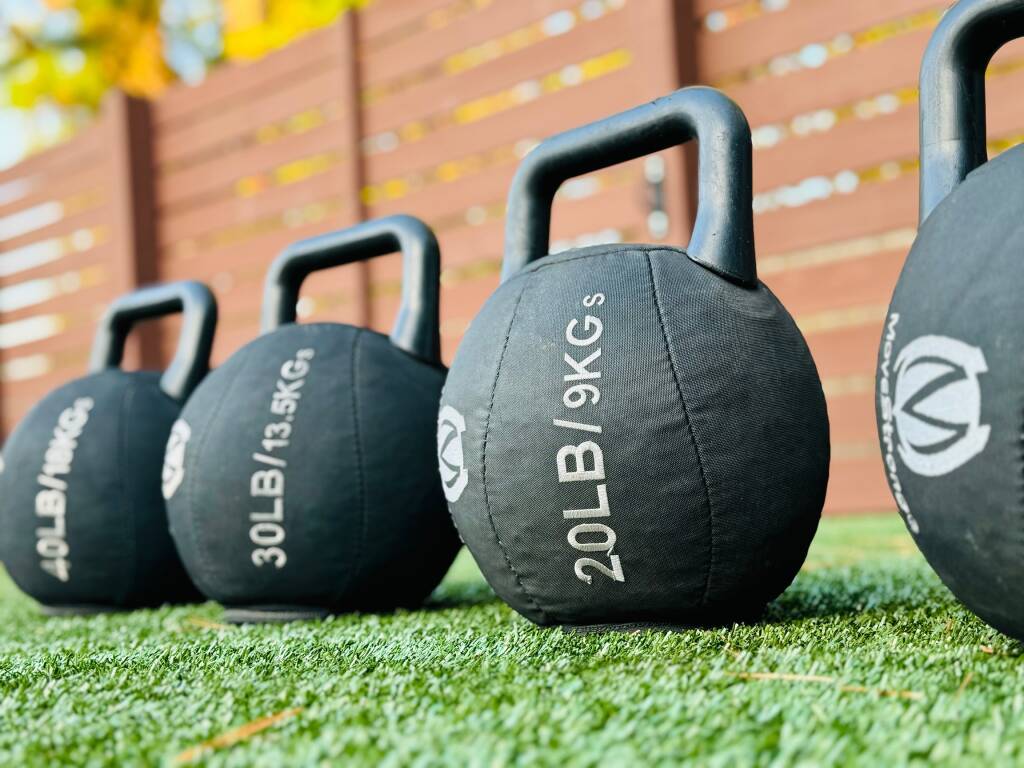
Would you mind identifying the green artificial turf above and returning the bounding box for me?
[0,514,1021,766]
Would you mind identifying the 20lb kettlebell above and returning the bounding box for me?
[439,87,830,629]
[0,282,217,613]
[876,0,1024,640]
[164,215,460,622]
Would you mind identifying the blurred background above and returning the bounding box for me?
[1,0,1022,515]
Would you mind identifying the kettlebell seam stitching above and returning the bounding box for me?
[337,327,367,608]
[118,377,138,607]
[644,252,718,609]
[506,246,688,285]
[185,354,250,599]
[480,277,550,623]
[1017,395,1024,602]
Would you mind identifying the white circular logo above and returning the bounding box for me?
[437,405,468,503]
[893,335,990,477]
[162,419,191,500]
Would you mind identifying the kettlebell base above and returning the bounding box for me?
[223,606,331,624]
[559,605,767,635]
[40,603,124,617]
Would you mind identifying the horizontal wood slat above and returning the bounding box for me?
[153,24,342,126]
[723,30,932,126]
[359,0,456,41]
[699,0,943,81]
[362,6,625,128]
[364,68,636,180]
[360,0,584,86]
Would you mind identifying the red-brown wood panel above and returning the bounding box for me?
[8,0,1024,515]
[153,24,342,126]
[765,246,905,318]
[362,4,625,128]
[364,68,637,181]
[825,455,893,514]
[0,118,107,187]
[155,67,345,169]
[150,13,365,372]
[756,174,919,255]
[360,0,586,86]
[721,30,933,126]
[157,120,347,213]
[698,0,944,81]
[0,101,131,435]
[359,0,457,41]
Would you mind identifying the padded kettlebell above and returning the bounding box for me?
[164,215,460,623]
[876,0,1024,640]
[0,282,216,613]
[439,87,830,630]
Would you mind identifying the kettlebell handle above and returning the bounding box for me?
[502,86,756,286]
[919,0,1024,223]
[89,281,218,403]
[261,215,441,363]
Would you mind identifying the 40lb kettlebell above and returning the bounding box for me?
[876,0,1024,640]
[164,215,460,622]
[439,87,830,629]
[0,282,217,613]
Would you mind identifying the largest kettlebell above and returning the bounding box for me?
[0,282,216,613]
[439,87,830,629]
[876,0,1024,640]
[164,215,460,622]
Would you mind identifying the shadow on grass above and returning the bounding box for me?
[763,560,943,625]
[425,563,939,632]
[425,581,500,611]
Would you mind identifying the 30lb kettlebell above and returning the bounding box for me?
[439,87,830,629]
[876,0,1024,640]
[164,215,460,622]
[0,282,217,613]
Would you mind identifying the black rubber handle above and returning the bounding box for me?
[502,86,756,286]
[261,215,441,363]
[919,0,1024,223]
[88,281,218,403]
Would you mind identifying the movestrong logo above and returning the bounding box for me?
[162,419,191,501]
[892,335,990,478]
[437,405,468,503]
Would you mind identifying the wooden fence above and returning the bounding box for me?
[2,0,1023,513]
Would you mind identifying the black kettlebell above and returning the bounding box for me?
[164,215,460,622]
[438,87,830,630]
[876,0,1024,640]
[0,282,216,613]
